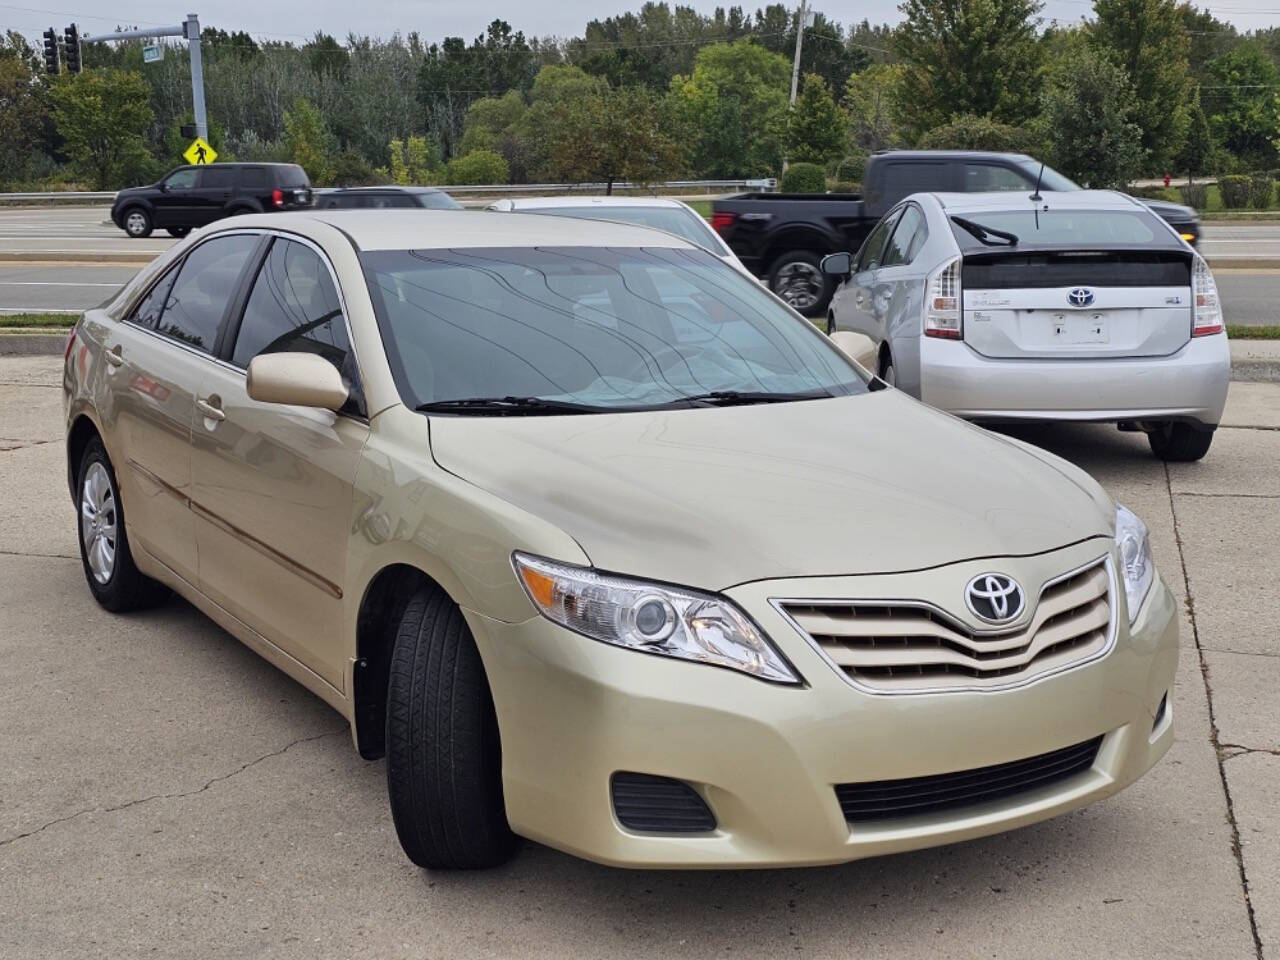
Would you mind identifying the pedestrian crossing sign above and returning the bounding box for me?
[183,137,217,165]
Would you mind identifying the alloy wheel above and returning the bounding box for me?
[80,462,118,584]
[773,261,823,312]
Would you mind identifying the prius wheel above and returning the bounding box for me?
[769,251,832,316]
[385,583,518,870]
[76,439,168,611]
[1148,422,1215,462]
[122,207,152,238]
[165,227,190,238]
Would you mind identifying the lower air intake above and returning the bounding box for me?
[611,772,716,833]
[836,735,1103,824]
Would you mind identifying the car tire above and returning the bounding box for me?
[824,312,835,336]
[385,582,518,870]
[122,207,152,239]
[165,227,191,238]
[769,251,834,317]
[1148,422,1215,462]
[75,438,169,612]
[879,348,897,387]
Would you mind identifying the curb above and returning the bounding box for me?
[0,332,67,355]
[0,252,155,265]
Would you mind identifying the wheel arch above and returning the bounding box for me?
[762,226,840,273]
[66,412,104,502]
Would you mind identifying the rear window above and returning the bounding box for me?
[949,209,1168,250]
[964,251,1191,289]
[275,164,310,188]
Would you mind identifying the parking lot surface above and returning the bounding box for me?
[2,361,1279,958]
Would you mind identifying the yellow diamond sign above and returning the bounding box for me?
[183,137,217,166]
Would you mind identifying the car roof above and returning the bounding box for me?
[925,189,1144,213]
[872,150,1033,162]
[495,196,691,210]
[216,209,700,251]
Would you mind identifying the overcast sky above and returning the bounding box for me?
[5,0,1278,45]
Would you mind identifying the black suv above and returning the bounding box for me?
[111,163,314,238]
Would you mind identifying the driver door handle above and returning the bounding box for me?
[196,397,225,422]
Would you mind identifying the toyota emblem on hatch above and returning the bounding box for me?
[1067,287,1095,308]
[965,573,1025,624]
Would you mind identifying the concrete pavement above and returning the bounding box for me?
[1,355,1277,958]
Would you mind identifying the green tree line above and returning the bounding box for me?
[2,1,1280,195]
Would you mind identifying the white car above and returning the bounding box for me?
[825,190,1231,461]
[487,195,753,277]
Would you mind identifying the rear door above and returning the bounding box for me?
[191,165,237,224]
[191,235,367,686]
[962,251,1194,359]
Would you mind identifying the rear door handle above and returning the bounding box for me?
[104,344,124,368]
[196,397,225,422]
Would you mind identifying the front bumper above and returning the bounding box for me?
[919,333,1230,426]
[469,541,1178,868]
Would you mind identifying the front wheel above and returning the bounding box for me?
[769,251,834,317]
[122,208,152,238]
[385,583,518,870]
[1148,422,1215,462]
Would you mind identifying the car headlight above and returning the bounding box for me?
[513,552,800,684]
[1115,504,1154,622]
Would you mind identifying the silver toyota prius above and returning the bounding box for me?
[825,190,1231,461]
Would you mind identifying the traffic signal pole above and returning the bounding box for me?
[82,13,207,141]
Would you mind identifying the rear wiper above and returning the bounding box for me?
[675,389,833,407]
[951,216,1019,247]
[414,395,599,415]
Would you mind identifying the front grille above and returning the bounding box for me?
[611,772,716,833]
[836,736,1103,823]
[779,558,1112,694]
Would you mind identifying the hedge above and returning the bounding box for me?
[781,162,827,193]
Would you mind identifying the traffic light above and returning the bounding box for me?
[64,23,81,73]
[42,27,58,74]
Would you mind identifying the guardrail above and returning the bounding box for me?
[0,179,777,205]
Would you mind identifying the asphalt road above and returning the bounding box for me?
[2,354,1278,959]
[0,208,1276,323]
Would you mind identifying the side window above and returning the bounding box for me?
[231,239,351,374]
[163,168,197,190]
[882,206,927,268]
[239,166,267,189]
[128,265,179,330]
[372,194,416,209]
[156,234,259,353]
[963,164,1030,192]
[198,166,235,189]
[881,162,950,196]
[855,209,902,273]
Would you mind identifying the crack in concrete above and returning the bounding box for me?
[1165,462,1265,960]
[0,548,78,560]
[1220,424,1280,432]
[0,381,59,388]
[1221,743,1280,759]
[1173,491,1280,500]
[0,727,345,848]
[0,438,55,452]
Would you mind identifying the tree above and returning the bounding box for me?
[1041,46,1144,188]
[917,113,1042,152]
[788,74,849,165]
[284,97,333,185]
[1204,43,1280,169]
[458,90,528,155]
[844,63,906,152]
[0,47,47,188]
[389,136,443,184]
[671,40,790,177]
[893,0,1045,140]
[1176,86,1215,178]
[49,69,153,189]
[1090,0,1192,171]
[305,32,350,80]
[446,148,509,184]
[551,85,685,191]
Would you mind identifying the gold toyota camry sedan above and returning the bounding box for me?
[63,210,1177,870]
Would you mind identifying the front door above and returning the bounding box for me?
[190,165,236,224]
[837,208,901,340]
[151,167,200,228]
[191,236,367,687]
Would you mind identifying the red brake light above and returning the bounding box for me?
[710,212,737,234]
[271,188,285,209]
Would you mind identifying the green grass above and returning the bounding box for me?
[1229,324,1280,339]
[686,199,712,218]
[0,312,77,329]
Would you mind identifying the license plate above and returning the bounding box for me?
[1051,313,1108,344]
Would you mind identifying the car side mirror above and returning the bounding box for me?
[821,252,852,277]
[829,330,878,370]
[246,352,348,411]
[158,182,168,192]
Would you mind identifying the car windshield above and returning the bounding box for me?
[363,246,866,413]
[1012,159,1078,192]
[949,208,1166,250]
[520,207,724,254]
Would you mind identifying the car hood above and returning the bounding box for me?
[426,391,1113,591]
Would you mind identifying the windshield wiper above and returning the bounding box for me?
[414,395,600,415]
[674,389,834,407]
[951,215,1019,247]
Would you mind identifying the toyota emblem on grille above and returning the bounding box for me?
[965,573,1025,624]
[1067,287,1095,308]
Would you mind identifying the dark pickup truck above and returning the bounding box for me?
[711,150,1201,315]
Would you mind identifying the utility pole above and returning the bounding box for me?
[789,0,807,106]
[83,12,208,141]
